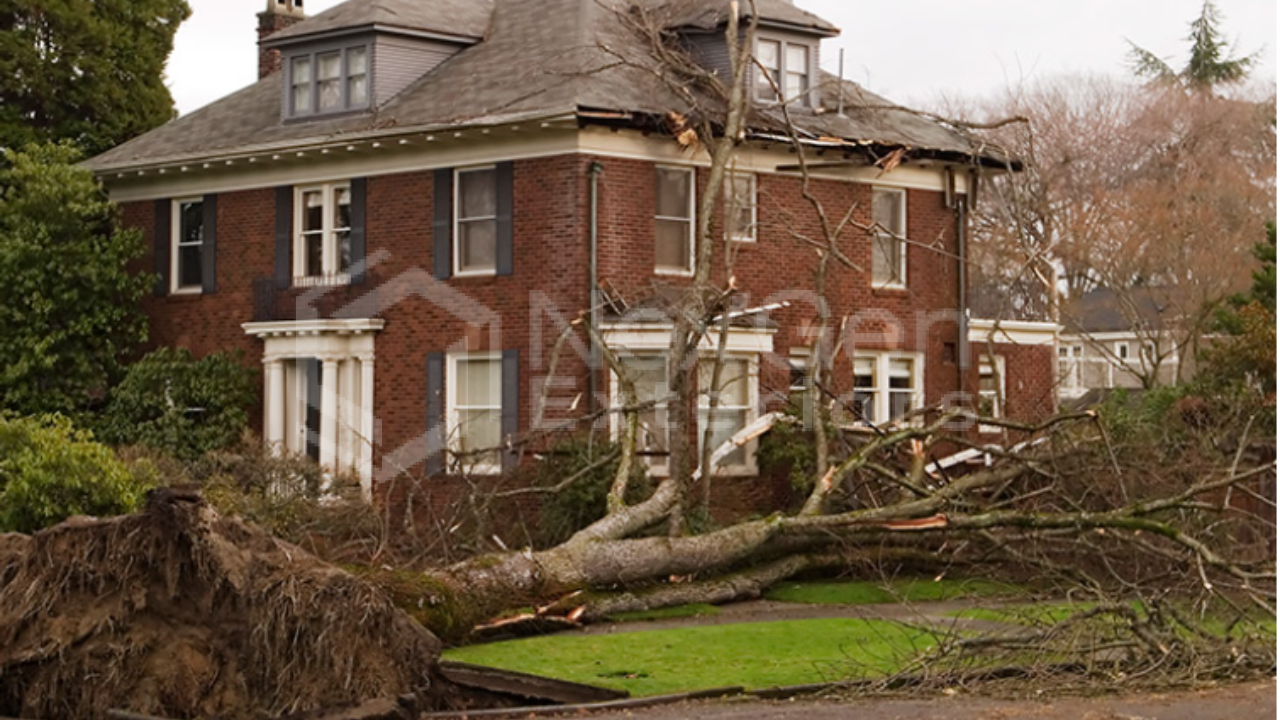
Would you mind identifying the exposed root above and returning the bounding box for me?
[0,488,449,720]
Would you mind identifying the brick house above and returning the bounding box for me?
[86,0,1055,503]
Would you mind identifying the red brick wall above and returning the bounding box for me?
[976,342,1059,426]
[592,158,967,412]
[120,150,1055,515]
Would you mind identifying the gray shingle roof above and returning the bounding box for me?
[661,0,838,35]
[1063,287,1176,334]
[86,0,1009,172]
[266,0,494,43]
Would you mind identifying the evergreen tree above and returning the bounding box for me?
[1127,1,1259,91]
[0,144,151,416]
[0,0,191,157]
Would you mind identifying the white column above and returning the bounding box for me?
[358,355,376,502]
[339,358,357,474]
[265,357,286,451]
[319,356,340,488]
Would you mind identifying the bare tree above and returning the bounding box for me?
[952,75,1275,388]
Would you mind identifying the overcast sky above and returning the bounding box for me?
[168,0,1276,115]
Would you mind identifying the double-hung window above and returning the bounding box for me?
[655,166,694,275]
[295,183,351,284]
[785,45,810,101]
[852,353,923,425]
[1058,344,1084,393]
[171,198,204,293]
[455,166,498,275]
[978,355,1005,423]
[756,40,781,101]
[614,355,671,474]
[698,357,757,474]
[1141,340,1157,364]
[871,187,907,288]
[726,172,757,243]
[448,353,503,474]
[289,45,369,118]
[756,38,812,105]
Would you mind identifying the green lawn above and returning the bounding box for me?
[951,602,1085,625]
[953,602,1278,640]
[444,618,928,696]
[765,577,1023,605]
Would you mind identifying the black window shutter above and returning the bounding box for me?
[433,168,453,280]
[426,352,445,476]
[153,199,170,297]
[274,186,293,289]
[501,349,519,470]
[201,194,218,294]
[349,178,368,285]
[495,161,514,276]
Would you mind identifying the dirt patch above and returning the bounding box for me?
[0,488,449,720]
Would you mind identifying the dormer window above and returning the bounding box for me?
[287,45,370,118]
[755,37,814,106]
[756,40,781,102]
[785,45,809,100]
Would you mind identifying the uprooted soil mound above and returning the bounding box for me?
[0,487,446,719]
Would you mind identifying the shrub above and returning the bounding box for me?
[533,437,651,547]
[0,415,155,533]
[98,348,256,460]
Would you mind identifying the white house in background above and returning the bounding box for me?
[1057,288,1186,400]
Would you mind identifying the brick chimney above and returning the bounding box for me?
[258,0,306,79]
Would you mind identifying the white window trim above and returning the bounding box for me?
[755,37,813,107]
[783,44,811,106]
[170,197,204,295]
[445,351,504,476]
[852,351,925,426]
[697,354,760,476]
[604,324,775,477]
[1141,340,1158,364]
[726,172,757,243]
[978,354,1006,433]
[655,165,696,277]
[1115,341,1131,361]
[453,165,499,278]
[609,353,671,476]
[1058,343,1085,396]
[293,182,351,287]
[871,186,908,290]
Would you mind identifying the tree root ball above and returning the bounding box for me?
[0,488,448,719]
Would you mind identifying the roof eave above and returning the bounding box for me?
[85,110,580,177]
[262,23,482,49]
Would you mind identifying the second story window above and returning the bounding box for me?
[871,187,907,288]
[756,38,813,105]
[655,166,695,275]
[172,198,204,293]
[756,40,781,102]
[726,172,757,243]
[455,166,497,276]
[288,45,370,118]
[295,183,351,284]
[785,44,810,101]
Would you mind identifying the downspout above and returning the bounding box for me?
[587,161,604,413]
[950,167,971,399]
